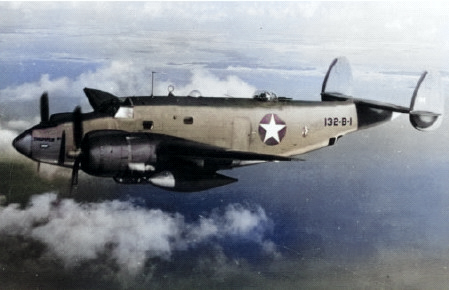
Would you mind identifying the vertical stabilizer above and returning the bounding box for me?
[321,57,353,99]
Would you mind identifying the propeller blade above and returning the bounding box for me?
[58,131,66,165]
[40,92,49,122]
[71,157,80,188]
[71,107,83,193]
[73,106,83,149]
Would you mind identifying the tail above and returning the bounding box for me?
[321,57,444,131]
[409,71,444,131]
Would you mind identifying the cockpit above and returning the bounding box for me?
[188,90,202,98]
[253,90,278,102]
[253,90,292,102]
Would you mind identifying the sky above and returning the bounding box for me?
[1,2,449,289]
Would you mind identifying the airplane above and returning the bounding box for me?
[12,57,443,192]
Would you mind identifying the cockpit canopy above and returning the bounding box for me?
[188,90,202,98]
[253,90,278,102]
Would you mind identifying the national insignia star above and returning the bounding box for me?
[260,114,286,143]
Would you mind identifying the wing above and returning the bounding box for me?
[153,136,293,191]
[82,130,292,192]
[158,137,292,163]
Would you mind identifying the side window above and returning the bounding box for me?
[183,117,194,125]
[114,106,134,119]
[143,121,154,130]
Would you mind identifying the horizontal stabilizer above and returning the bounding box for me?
[322,92,410,114]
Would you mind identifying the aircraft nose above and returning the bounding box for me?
[13,131,32,157]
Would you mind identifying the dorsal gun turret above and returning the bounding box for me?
[83,88,121,116]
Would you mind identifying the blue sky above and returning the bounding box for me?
[1,2,448,124]
[1,2,449,289]
[2,2,448,100]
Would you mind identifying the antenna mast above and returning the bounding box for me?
[151,71,157,97]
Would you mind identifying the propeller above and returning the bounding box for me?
[73,106,83,149]
[70,106,83,192]
[71,158,80,188]
[36,92,50,173]
[58,131,66,166]
[40,92,49,123]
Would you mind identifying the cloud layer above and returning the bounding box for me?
[1,2,447,71]
[0,193,276,277]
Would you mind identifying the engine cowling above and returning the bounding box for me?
[79,130,239,191]
[80,131,158,177]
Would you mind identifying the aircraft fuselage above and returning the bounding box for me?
[13,57,441,191]
[21,96,360,169]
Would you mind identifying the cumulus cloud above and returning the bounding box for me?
[0,193,276,277]
[0,128,18,156]
[0,61,257,115]
[0,61,142,103]
[0,74,72,101]
[163,69,256,98]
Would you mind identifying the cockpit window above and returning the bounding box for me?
[143,121,154,130]
[183,117,194,124]
[114,106,134,119]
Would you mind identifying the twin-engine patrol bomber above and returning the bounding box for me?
[13,58,444,192]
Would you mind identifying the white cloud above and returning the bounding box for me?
[0,193,276,276]
[166,69,256,98]
[1,74,72,101]
[222,203,268,237]
[0,128,18,156]
[1,2,447,72]
[4,119,36,131]
[0,61,257,112]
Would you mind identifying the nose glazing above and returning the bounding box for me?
[13,131,32,157]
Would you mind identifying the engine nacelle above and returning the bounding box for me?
[80,131,158,177]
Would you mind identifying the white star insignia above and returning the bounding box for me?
[260,114,286,143]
